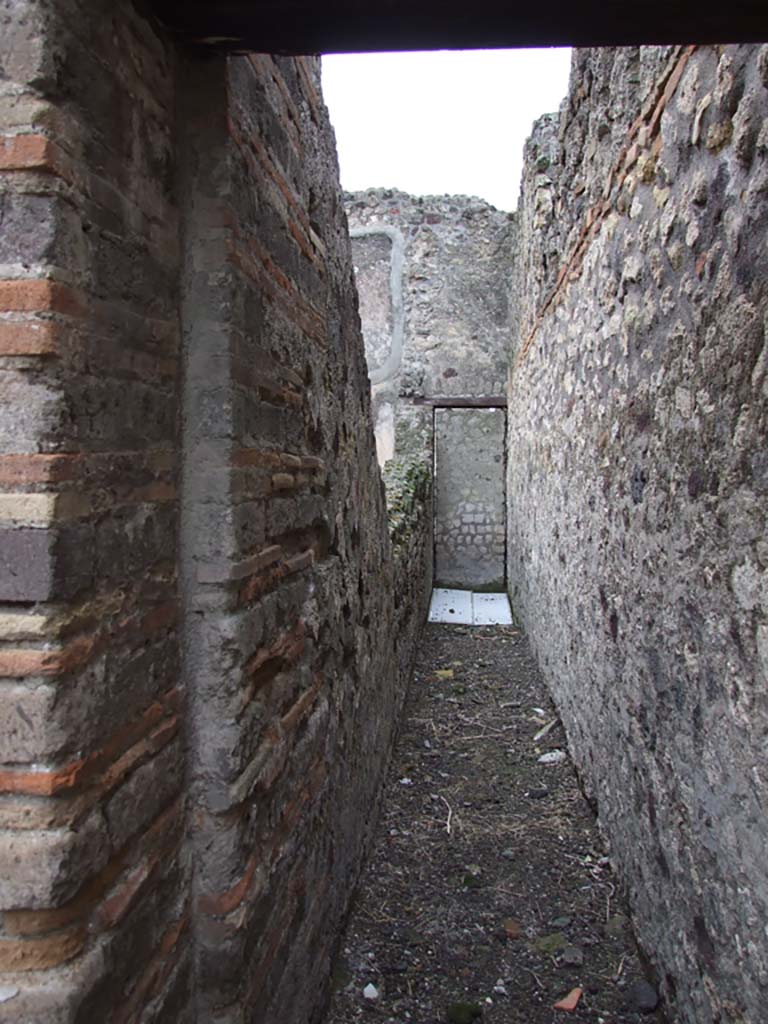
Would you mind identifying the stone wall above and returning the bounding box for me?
[509,44,768,1023]
[0,3,430,1021]
[383,456,434,679]
[7,9,766,1023]
[178,52,416,1024]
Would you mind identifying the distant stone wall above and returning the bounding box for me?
[346,189,515,460]
[346,190,513,589]
[509,44,768,1024]
[0,3,428,1021]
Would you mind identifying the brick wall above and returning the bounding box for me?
[509,45,768,1023]
[0,1,187,1019]
[178,52,416,1024]
[0,3,429,1021]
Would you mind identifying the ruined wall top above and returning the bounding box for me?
[346,187,515,395]
[344,188,515,464]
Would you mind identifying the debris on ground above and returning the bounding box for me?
[323,623,670,1024]
[537,749,568,765]
[626,979,661,1014]
[554,986,583,1011]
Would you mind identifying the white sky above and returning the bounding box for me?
[321,49,572,212]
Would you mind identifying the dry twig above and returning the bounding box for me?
[605,881,616,921]
[439,795,453,835]
[522,967,545,990]
[532,718,558,743]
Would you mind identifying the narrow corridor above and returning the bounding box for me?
[324,623,664,1024]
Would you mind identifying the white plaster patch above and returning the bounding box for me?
[473,593,514,626]
[757,624,768,683]
[731,557,761,611]
[429,588,473,624]
[675,386,693,418]
[374,402,395,467]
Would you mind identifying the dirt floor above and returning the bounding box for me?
[322,622,670,1024]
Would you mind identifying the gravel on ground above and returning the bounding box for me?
[322,622,670,1024]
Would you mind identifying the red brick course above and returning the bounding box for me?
[0,320,62,356]
[0,279,87,317]
[0,923,87,971]
[0,133,71,179]
[0,600,178,681]
[0,688,179,796]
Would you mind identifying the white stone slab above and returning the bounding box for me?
[428,588,473,624]
[472,592,513,625]
[428,589,513,626]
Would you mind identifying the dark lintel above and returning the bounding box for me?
[410,397,507,408]
[147,1,768,54]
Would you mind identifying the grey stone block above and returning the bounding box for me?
[0,528,55,602]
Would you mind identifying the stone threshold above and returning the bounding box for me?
[428,588,513,625]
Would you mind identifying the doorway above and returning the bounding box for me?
[433,405,506,590]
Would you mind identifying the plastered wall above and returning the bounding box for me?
[434,407,506,589]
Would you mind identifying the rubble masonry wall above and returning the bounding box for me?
[509,44,768,1024]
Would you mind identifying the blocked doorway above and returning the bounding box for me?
[434,406,506,590]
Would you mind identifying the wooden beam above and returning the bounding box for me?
[148,0,768,54]
[410,396,507,408]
